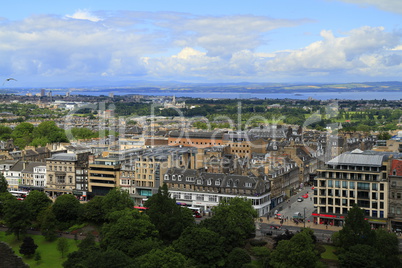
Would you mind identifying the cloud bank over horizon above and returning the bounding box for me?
[0,7,402,87]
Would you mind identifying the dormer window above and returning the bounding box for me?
[164,174,169,181]
[178,175,182,181]
[245,182,252,188]
[215,179,221,186]
[196,179,202,184]
[172,175,176,181]
[207,179,212,185]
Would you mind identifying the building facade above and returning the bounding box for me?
[314,149,393,228]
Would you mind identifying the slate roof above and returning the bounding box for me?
[327,150,392,167]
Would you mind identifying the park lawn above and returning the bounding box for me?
[0,232,79,268]
[321,245,338,260]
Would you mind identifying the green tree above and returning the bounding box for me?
[101,188,134,218]
[173,226,225,267]
[34,251,42,265]
[270,229,319,268]
[145,184,195,243]
[24,190,52,221]
[338,244,378,268]
[85,248,135,268]
[57,237,70,258]
[225,247,251,268]
[39,206,58,241]
[32,121,69,145]
[52,194,83,230]
[101,209,161,258]
[19,236,38,257]
[0,191,14,218]
[337,204,375,249]
[11,122,34,148]
[0,172,8,192]
[377,131,392,140]
[372,228,401,267]
[0,125,12,140]
[201,197,257,251]
[135,247,189,268]
[3,198,31,240]
[63,233,100,268]
[70,127,96,140]
[82,195,105,225]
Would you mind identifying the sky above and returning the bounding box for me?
[1,0,402,87]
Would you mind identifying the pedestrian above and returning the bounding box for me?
[326,224,328,229]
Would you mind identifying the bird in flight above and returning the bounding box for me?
[2,78,17,86]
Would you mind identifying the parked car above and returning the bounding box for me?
[297,197,303,202]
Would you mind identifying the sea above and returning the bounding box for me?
[20,90,402,100]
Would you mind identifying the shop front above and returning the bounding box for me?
[312,213,345,227]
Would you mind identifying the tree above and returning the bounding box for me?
[101,188,134,218]
[19,236,38,257]
[52,194,83,230]
[372,228,401,267]
[101,209,162,258]
[82,195,105,225]
[144,184,195,243]
[24,190,52,221]
[173,226,225,267]
[32,121,69,145]
[338,244,378,268]
[57,237,70,258]
[134,247,189,268]
[0,191,14,218]
[201,197,257,251]
[63,233,100,268]
[3,198,31,240]
[0,172,8,193]
[0,125,12,140]
[225,248,251,268]
[11,122,34,148]
[39,206,58,241]
[34,251,42,265]
[337,204,375,249]
[270,229,319,268]
[85,248,135,268]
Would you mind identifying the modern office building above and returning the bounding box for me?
[314,149,395,229]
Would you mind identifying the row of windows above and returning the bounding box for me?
[165,174,253,188]
[48,166,74,172]
[319,180,385,191]
[319,206,384,218]
[170,140,221,145]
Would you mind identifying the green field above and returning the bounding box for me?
[0,232,78,267]
[321,245,338,260]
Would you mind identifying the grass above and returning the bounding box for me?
[321,245,338,260]
[0,231,79,267]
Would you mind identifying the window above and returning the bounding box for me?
[196,179,202,184]
[349,181,355,189]
[342,181,347,188]
[207,179,212,185]
[372,183,377,190]
[178,175,182,181]
[328,180,333,187]
[164,174,169,181]
[245,182,252,187]
[335,180,340,188]
[215,180,221,186]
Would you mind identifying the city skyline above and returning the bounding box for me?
[1,0,402,87]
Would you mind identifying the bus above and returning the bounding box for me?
[187,207,202,218]
[134,206,149,212]
[9,190,29,200]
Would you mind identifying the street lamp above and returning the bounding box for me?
[304,207,306,228]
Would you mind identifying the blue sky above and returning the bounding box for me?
[1,0,402,87]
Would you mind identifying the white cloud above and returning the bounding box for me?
[65,9,102,22]
[0,11,401,84]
